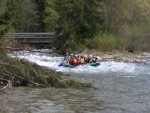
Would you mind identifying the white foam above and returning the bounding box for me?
[8,50,150,76]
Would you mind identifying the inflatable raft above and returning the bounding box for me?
[62,62,100,68]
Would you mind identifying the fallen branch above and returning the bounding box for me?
[0,78,9,82]
[0,80,12,92]
[0,65,45,87]
[1,67,45,87]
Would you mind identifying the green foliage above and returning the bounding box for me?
[44,1,58,31]
[0,48,6,58]
[0,0,8,37]
[83,32,122,50]
[104,0,150,51]
[0,0,20,45]
[14,0,39,32]
[2,0,21,32]
[76,41,87,51]
[35,0,46,32]
[53,0,104,52]
[122,24,145,51]
[0,0,150,51]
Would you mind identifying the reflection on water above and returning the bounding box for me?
[1,50,150,113]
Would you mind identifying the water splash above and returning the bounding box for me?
[8,50,150,76]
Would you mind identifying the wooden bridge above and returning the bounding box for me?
[4,32,54,48]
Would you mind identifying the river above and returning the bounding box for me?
[1,50,150,113]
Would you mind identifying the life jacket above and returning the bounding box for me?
[76,57,80,63]
[73,58,78,65]
[85,56,91,63]
[81,58,85,64]
[66,58,70,64]
[69,57,74,64]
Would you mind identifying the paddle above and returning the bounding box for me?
[58,62,64,67]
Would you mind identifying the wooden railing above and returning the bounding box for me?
[4,32,54,44]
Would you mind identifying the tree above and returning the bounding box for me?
[0,0,22,48]
[35,0,46,32]
[105,0,150,34]
[104,0,150,50]
[14,0,39,32]
[0,0,21,35]
[0,0,7,47]
[2,0,21,32]
[53,0,104,52]
[44,0,58,31]
[0,0,8,37]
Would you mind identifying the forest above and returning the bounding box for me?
[0,0,150,52]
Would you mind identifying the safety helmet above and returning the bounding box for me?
[71,54,73,56]
[67,55,71,58]
[75,54,78,57]
[89,55,93,57]
[66,51,69,55]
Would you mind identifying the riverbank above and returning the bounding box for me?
[81,49,150,64]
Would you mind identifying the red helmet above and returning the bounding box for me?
[66,51,69,55]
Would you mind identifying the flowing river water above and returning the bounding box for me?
[1,50,150,113]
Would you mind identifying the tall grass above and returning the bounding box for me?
[84,32,122,50]
[122,24,144,51]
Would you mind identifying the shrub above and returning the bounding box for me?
[84,32,122,50]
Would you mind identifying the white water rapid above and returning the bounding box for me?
[8,50,150,77]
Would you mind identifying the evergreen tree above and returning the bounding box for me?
[3,0,21,31]
[0,0,7,47]
[44,0,58,31]
[53,0,104,52]
[0,0,8,37]
[14,0,39,32]
[0,0,20,36]
[0,0,21,47]
[35,0,46,32]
